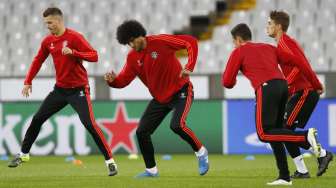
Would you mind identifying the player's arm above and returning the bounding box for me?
[157,34,198,77]
[23,40,49,97]
[104,54,137,88]
[277,49,322,90]
[65,33,98,62]
[278,38,300,84]
[222,48,242,88]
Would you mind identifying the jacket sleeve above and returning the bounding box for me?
[107,54,137,88]
[277,49,322,90]
[156,34,198,71]
[24,40,49,85]
[222,48,242,88]
[71,33,98,62]
[278,37,300,84]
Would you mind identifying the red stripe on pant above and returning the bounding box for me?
[256,87,306,142]
[84,88,113,158]
[179,84,202,150]
[286,89,310,127]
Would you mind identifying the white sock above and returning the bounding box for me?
[146,166,158,174]
[195,146,206,157]
[308,147,315,154]
[105,158,115,166]
[19,152,29,157]
[293,155,308,173]
[319,149,326,158]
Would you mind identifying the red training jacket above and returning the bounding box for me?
[107,34,198,103]
[24,28,98,88]
[277,33,322,94]
[222,42,284,90]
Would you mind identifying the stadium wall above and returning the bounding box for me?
[223,99,336,154]
[0,99,335,155]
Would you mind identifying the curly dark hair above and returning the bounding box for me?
[116,20,147,45]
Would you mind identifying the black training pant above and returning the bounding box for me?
[136,83,203,168]
[255,79,311,179]
[284,89,320,158]
[21,85,112,160]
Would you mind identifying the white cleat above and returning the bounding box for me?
[266,179,292,186]
[307,128,321,157]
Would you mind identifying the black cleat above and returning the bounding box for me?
[317,151,333,176]
[290,171,311,179]
[108,163,118,176]
[8,154,29,168]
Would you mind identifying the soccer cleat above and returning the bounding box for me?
[266,179,292,186]
[317,151,333,177]
[307,128,321,157]
[197,148,209,176]
[8,154,30,168]
[107,163,118,176]
[290,171,310,179]
[135,170,159,178]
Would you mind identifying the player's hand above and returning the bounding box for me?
[104,71,117,83]
[22,85,32,98]
[62,47,73,55]
[180,68,191,78]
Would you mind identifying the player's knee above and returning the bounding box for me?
[136,127,150,138]
[257,133,267,142]
[170,124,182,133]
[259,137,267,143]
[285,124,296,130]
[84,125,96,134]
[32,113,46,123]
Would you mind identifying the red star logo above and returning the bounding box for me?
[98,103,139,153]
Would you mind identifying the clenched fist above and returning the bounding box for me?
[104,71,117,83]
[62,47,73,55]
[180,68,191,78]
[22,84,32,98]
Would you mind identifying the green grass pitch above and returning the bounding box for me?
[0,154,334,188]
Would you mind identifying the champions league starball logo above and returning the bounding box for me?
[98,103,139,153]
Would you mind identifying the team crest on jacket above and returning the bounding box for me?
[137,60,143,66]
[151,51,158,59]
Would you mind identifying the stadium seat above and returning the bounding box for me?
[0,44,9,66]
[276,0,298,12]
[297,0,318,11]
[0,0,335,76]
[319,0,336,10]
[4,14,26,32]
[67,14,86,32]
[254,0,276,11]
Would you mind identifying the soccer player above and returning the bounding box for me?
[222,23,327,185]
[266,10,333,178]
[7,7,118,176]
[104,20,209,177]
